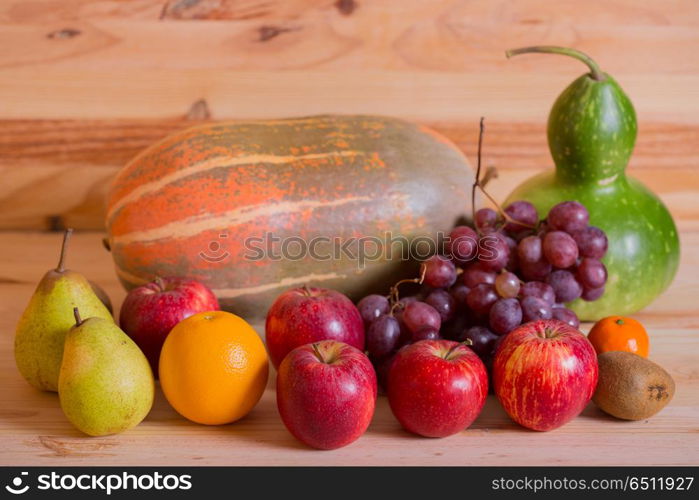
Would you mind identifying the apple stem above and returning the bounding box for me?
[311,343,325,363]
[543,327,557,339]
[154,276,165,292]
[56,228,73,273]
[73,307,83,327]
[301,284,313,297]
[444,339,473,360]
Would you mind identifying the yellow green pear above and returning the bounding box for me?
[14,229,113,392]
[59,308,155,436]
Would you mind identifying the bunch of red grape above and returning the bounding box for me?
[357,199,608,383]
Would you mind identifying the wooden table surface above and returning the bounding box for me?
[1,228,697,466]
[1,0,699,466]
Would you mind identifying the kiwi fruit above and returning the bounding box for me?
[593,351,675,420]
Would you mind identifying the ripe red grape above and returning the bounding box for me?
[552,307,580,328]
[458,326,499,359]
[402,301,441,334]
[357,294,389,326]
[520,295,553,322]
[449,283,470,310]
[440,314,470,341]
[394,296,419,345]
[547,269,583,303]
[495,271,520,298]
[478,234,510,271]
[519,258,552,281]
[374,354,395,392]
[475,207,499,231]
[448,225,478,263]
[366,314,401,359]
[577,258,607,288]
[582,285,605,301]
[489,298,522,335]
[571,226,608,259]
[400,296,419,306]
[503,234,519,271]
[466,283,499,315]
[548,200,589,233]
[412,326,441,342]
[517,235,543,263]
[425,289,456,322]
[543,231,579,268]
[462,262,496,288]
[422,255,457,289]
[503,200,538,233]
[521,281,556,305]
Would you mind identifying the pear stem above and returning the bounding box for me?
[506,46,605,81]
[56,228,73,273]
[73,307,83,327]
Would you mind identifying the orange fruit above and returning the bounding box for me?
[159,311,269,425]
[587,316,649,357]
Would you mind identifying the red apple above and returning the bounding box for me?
[493,319,598,431]
[265,286,364,368]
[387,339,488,438]
[119,276,219,375]
[276,340,377,450]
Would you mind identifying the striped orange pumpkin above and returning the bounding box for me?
[105,115,475,319]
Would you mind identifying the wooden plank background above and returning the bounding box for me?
[0,0,698,230]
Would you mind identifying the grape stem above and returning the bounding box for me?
[471,118,537,234]
[387,263,426,306]
[389,300,404,316]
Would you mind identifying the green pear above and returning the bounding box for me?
[14,229,113,392]
[88,280,113,314]
[59,308,154,436]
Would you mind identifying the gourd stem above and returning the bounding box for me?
[506,46,605,81]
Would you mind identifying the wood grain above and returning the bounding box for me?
[0,231,697,466]
[0,0,698,466]
[1,116,698,230]
[0,0,698,122]
[0,0,697,230]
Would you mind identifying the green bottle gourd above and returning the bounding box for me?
[505,46,679,321]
